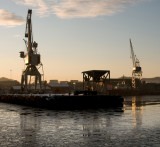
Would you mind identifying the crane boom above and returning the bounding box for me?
[130,39,135,67]
[25,9,33,53]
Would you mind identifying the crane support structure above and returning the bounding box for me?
[82,70,110,94]
[20,9,42,91]
[130,39,142,88]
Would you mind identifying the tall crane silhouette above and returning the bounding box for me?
[130,39,142,88]
[20,9,43,91]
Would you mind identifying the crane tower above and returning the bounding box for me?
[20,9,42,91]
[130,39,142,88]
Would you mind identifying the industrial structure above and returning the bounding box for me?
[20,9,43,91]
[82,70,110,93]
[130,39,142,88]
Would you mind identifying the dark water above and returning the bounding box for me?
[0,95,160,147]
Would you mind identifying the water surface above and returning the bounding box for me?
[0,95,160,147]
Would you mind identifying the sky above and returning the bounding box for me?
[0,0,160,82]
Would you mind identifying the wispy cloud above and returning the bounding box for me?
[13,0,146,19]
[52,0,134,18]
[0,9,24,27]
[13,0,52,17]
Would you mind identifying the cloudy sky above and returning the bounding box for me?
[0,0,160,82]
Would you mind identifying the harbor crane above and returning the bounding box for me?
[130,39,142,88]
[20,9,43,91]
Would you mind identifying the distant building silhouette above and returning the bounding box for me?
[49,80,58,84]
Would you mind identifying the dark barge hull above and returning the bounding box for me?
[0,94,124,110]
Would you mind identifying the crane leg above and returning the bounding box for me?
[21,74,24,91]
[35,75,37,90]
[38,73,41,90]
[25,74,28,91]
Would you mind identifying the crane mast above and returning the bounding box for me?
[20,9,42,91]
[129,39,142,88]
[25,9,33,53]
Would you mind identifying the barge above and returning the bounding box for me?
[0,94,124,110]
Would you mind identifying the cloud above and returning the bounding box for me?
[0,9,24,27]
[13,0,146,19]
[13,0,52,17]
[52,0,132,18]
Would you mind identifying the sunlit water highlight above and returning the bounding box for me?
[0,95,160,147]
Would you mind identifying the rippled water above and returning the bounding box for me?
[0,95,160,147]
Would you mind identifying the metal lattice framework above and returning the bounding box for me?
[20,9,42,91]
[82,70,110,93]
[130,39,142,88]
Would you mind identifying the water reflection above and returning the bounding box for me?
[82,111,112,137]
[0,95,160,147]
[20,109,41,146]
[131,96,143,127]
